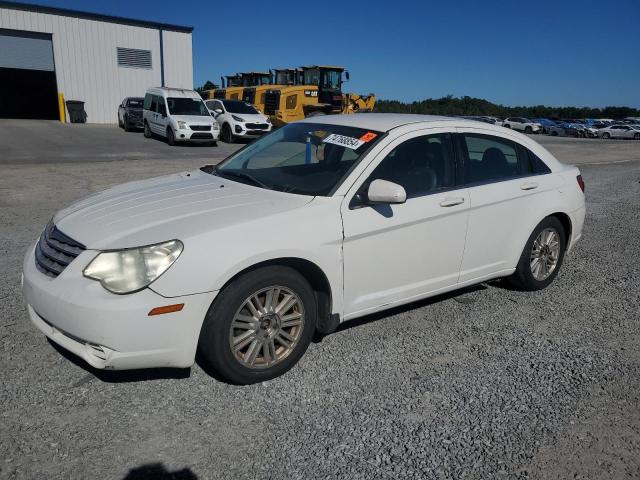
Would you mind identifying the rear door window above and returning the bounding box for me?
[461,133,528,184]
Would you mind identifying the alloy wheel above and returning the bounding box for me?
[229,286,305,369]
[530,228,560,281]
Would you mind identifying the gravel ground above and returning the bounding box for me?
[0,128,639,479]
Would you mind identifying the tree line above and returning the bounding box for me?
[373,95,640,119]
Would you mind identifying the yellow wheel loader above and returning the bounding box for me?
[200,75,242,100]
[239,71,275,112]
[262,66,375,126]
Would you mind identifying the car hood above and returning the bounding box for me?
[170,114,215,124]
[53,169,312,250]
[231,113,268,123]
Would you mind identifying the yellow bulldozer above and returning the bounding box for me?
[262,66,375,126]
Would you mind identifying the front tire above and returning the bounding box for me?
[634,133,640,140]
[503,124,511,129]
[167,127,176,146]
[524,126,533,134]
[508,216,566,291]
[123,116,131,132]
[602,132,610,139]
[198,266,317,384]
[222,124,234,143]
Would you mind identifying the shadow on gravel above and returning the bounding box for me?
[47,339,191,383]
[122,463,197,479]
[326,283,489,338]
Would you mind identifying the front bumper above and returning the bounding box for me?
[175,128,220,142]
[22,243,218,370]
[235,125,272,137]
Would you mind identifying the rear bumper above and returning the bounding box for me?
[22,243,218,370]
[567,205,586,253]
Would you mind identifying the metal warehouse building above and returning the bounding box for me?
[0,1,193,123]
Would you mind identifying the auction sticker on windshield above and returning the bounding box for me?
[323,133,365,150]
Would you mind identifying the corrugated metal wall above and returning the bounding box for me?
[0,7,193,123]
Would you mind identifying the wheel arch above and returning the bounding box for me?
[548,211,572,248]
[217,257,337,335]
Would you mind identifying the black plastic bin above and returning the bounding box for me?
[65,100,87,123]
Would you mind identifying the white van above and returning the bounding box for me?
[143,87,220,145]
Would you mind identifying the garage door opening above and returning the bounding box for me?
[0,28,59,120]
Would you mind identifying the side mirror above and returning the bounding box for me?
[367,179,406,204]
[345,71,350,81]
[214,108,223,114]
[159,105,167,117]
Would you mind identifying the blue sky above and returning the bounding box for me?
[14,0,640,107]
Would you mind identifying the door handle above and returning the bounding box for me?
[439,197,465,207]
[520,181,539,191]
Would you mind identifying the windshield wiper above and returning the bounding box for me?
[213,167,270,190]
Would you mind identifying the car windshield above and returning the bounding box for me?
[127,98,143,108]
[223,101,259,114]
[206,122,384,196]
[167,97,210,116]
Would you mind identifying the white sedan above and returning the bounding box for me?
[22,114,585,384]
[598,124,640,140]
[503,117,542,134]
[205,99,272,143]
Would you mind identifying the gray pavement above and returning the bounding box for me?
[0,121,639,479]
[0,119,240,165]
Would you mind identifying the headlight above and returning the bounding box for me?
[83,240,183,294]
[232,115,244,122]
[265,117,271,124]
[177,121,187,130]
[212,123,220,130]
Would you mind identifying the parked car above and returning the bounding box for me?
[205,99,272,143]
[598,124,640,140]
[546,121,565,136]
[117,97,144,131]
[533,118,557,134]
[503,117,542,133]
[483,116,504,127]
[461,116,495,125]
[143,87,220,146]
[22,114,586,384]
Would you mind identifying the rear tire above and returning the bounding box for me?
[508,216,566,291]
[503,124,511,129]
[198,266,317,384]
[143,122,152,138]
[306,111,326,118]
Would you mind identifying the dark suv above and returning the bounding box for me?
[118,97,144,131]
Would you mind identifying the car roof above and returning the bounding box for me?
[147,87,201,99]
[300,113,489,132]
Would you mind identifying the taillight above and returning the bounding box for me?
[577,174,585,193]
